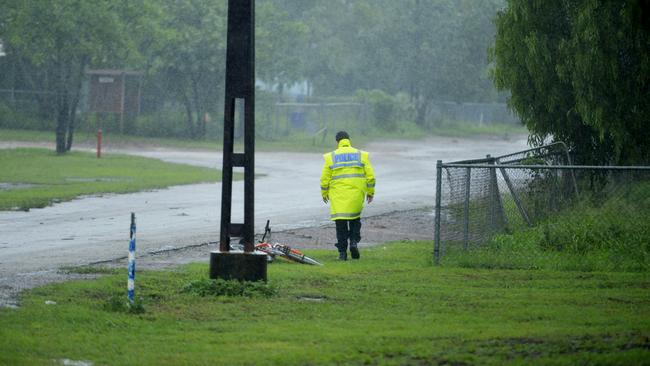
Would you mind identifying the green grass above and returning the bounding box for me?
[0,128,54,142]
[0,128,223,150]
[443,182,650,272]
[0,123,527,153]
[1,242,648,365]
[0,148,224,210]
[0,127,347,152]
[429,121,528,138]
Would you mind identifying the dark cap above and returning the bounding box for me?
[335,131,350,142]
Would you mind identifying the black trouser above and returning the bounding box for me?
[335,218,361,252]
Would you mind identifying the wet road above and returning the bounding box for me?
[0,136,527,278]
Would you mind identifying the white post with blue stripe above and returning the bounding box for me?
[127,212,136,303]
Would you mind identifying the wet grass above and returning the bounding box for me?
[0,127,356,152]
[428,121,527,138]
[0,242,648,365]
[443,183,650,272]
[0,148,226,210]
[0,124,527,153]
[61,266,121,275]
[0,128,54,143]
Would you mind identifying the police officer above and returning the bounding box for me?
[320,131,375,260]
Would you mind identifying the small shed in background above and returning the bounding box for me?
[86,69,143,133]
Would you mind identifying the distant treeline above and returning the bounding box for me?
[0,0,505,152]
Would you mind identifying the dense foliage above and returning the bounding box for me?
[0,0,504,150]
[0,1,157,152]
[492,0,650,164]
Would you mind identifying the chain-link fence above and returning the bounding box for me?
[0,88,58,130]
[433,143,650,263]
[427,100,519,125]
[262,101,370,140]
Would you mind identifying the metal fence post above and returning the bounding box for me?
[487,155,496,232]
[463,167,471,250]
[500,167,533,227]
[434,160,443,264]
[487,155,508,232]
[556,141,580,198]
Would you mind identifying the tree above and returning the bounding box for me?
[1,0,511,141]
[256,1,309,100]
[153,0,227,139]
[287,0,504,125]
[492,0,650,164]
[294,0,367,96]
[0,0,155,153]
[390,0,505,127]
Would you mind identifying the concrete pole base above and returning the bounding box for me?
[209,251,268,282]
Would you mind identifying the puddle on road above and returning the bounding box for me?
[58,359,93,366]
[65,177,133,183]
[297,295,327,302]
[0,182,39,190]
[0,178,132,191]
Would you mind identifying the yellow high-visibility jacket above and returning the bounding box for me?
[320,139,375,220]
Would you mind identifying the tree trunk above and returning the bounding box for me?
[190,74,205,139]
[65,103,76,151]
[195,110,204,139]
[415,107,426,127]
[414,95,429,128]
[182,91,195,139]
[278,82,284,101]
[56,93,69,154]
[65,58,88,151]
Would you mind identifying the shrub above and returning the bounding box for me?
[0,102,54,130]
[356,89,411,132]
[103,293,145,314]
[182,278,277,298]
[133,105,190,138]
[445,182,650,272]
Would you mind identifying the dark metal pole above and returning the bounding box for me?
[220,0,255,253]
[434,160,442,264]
[220,94,234,252]
[210,0,266,282]
[499,167,533,227]
[486,155,495,232]
[487,155,507,232]
[463,167,471,250]
[556,141,580,198]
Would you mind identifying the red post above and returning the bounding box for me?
[96,129,103,158]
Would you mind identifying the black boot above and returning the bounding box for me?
[349,241,360,259]
[338,251,348,261]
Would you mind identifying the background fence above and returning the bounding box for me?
[261,101,370,140]
[0,88,58,130]
[427,100,519,125]
[433,143,650,263]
